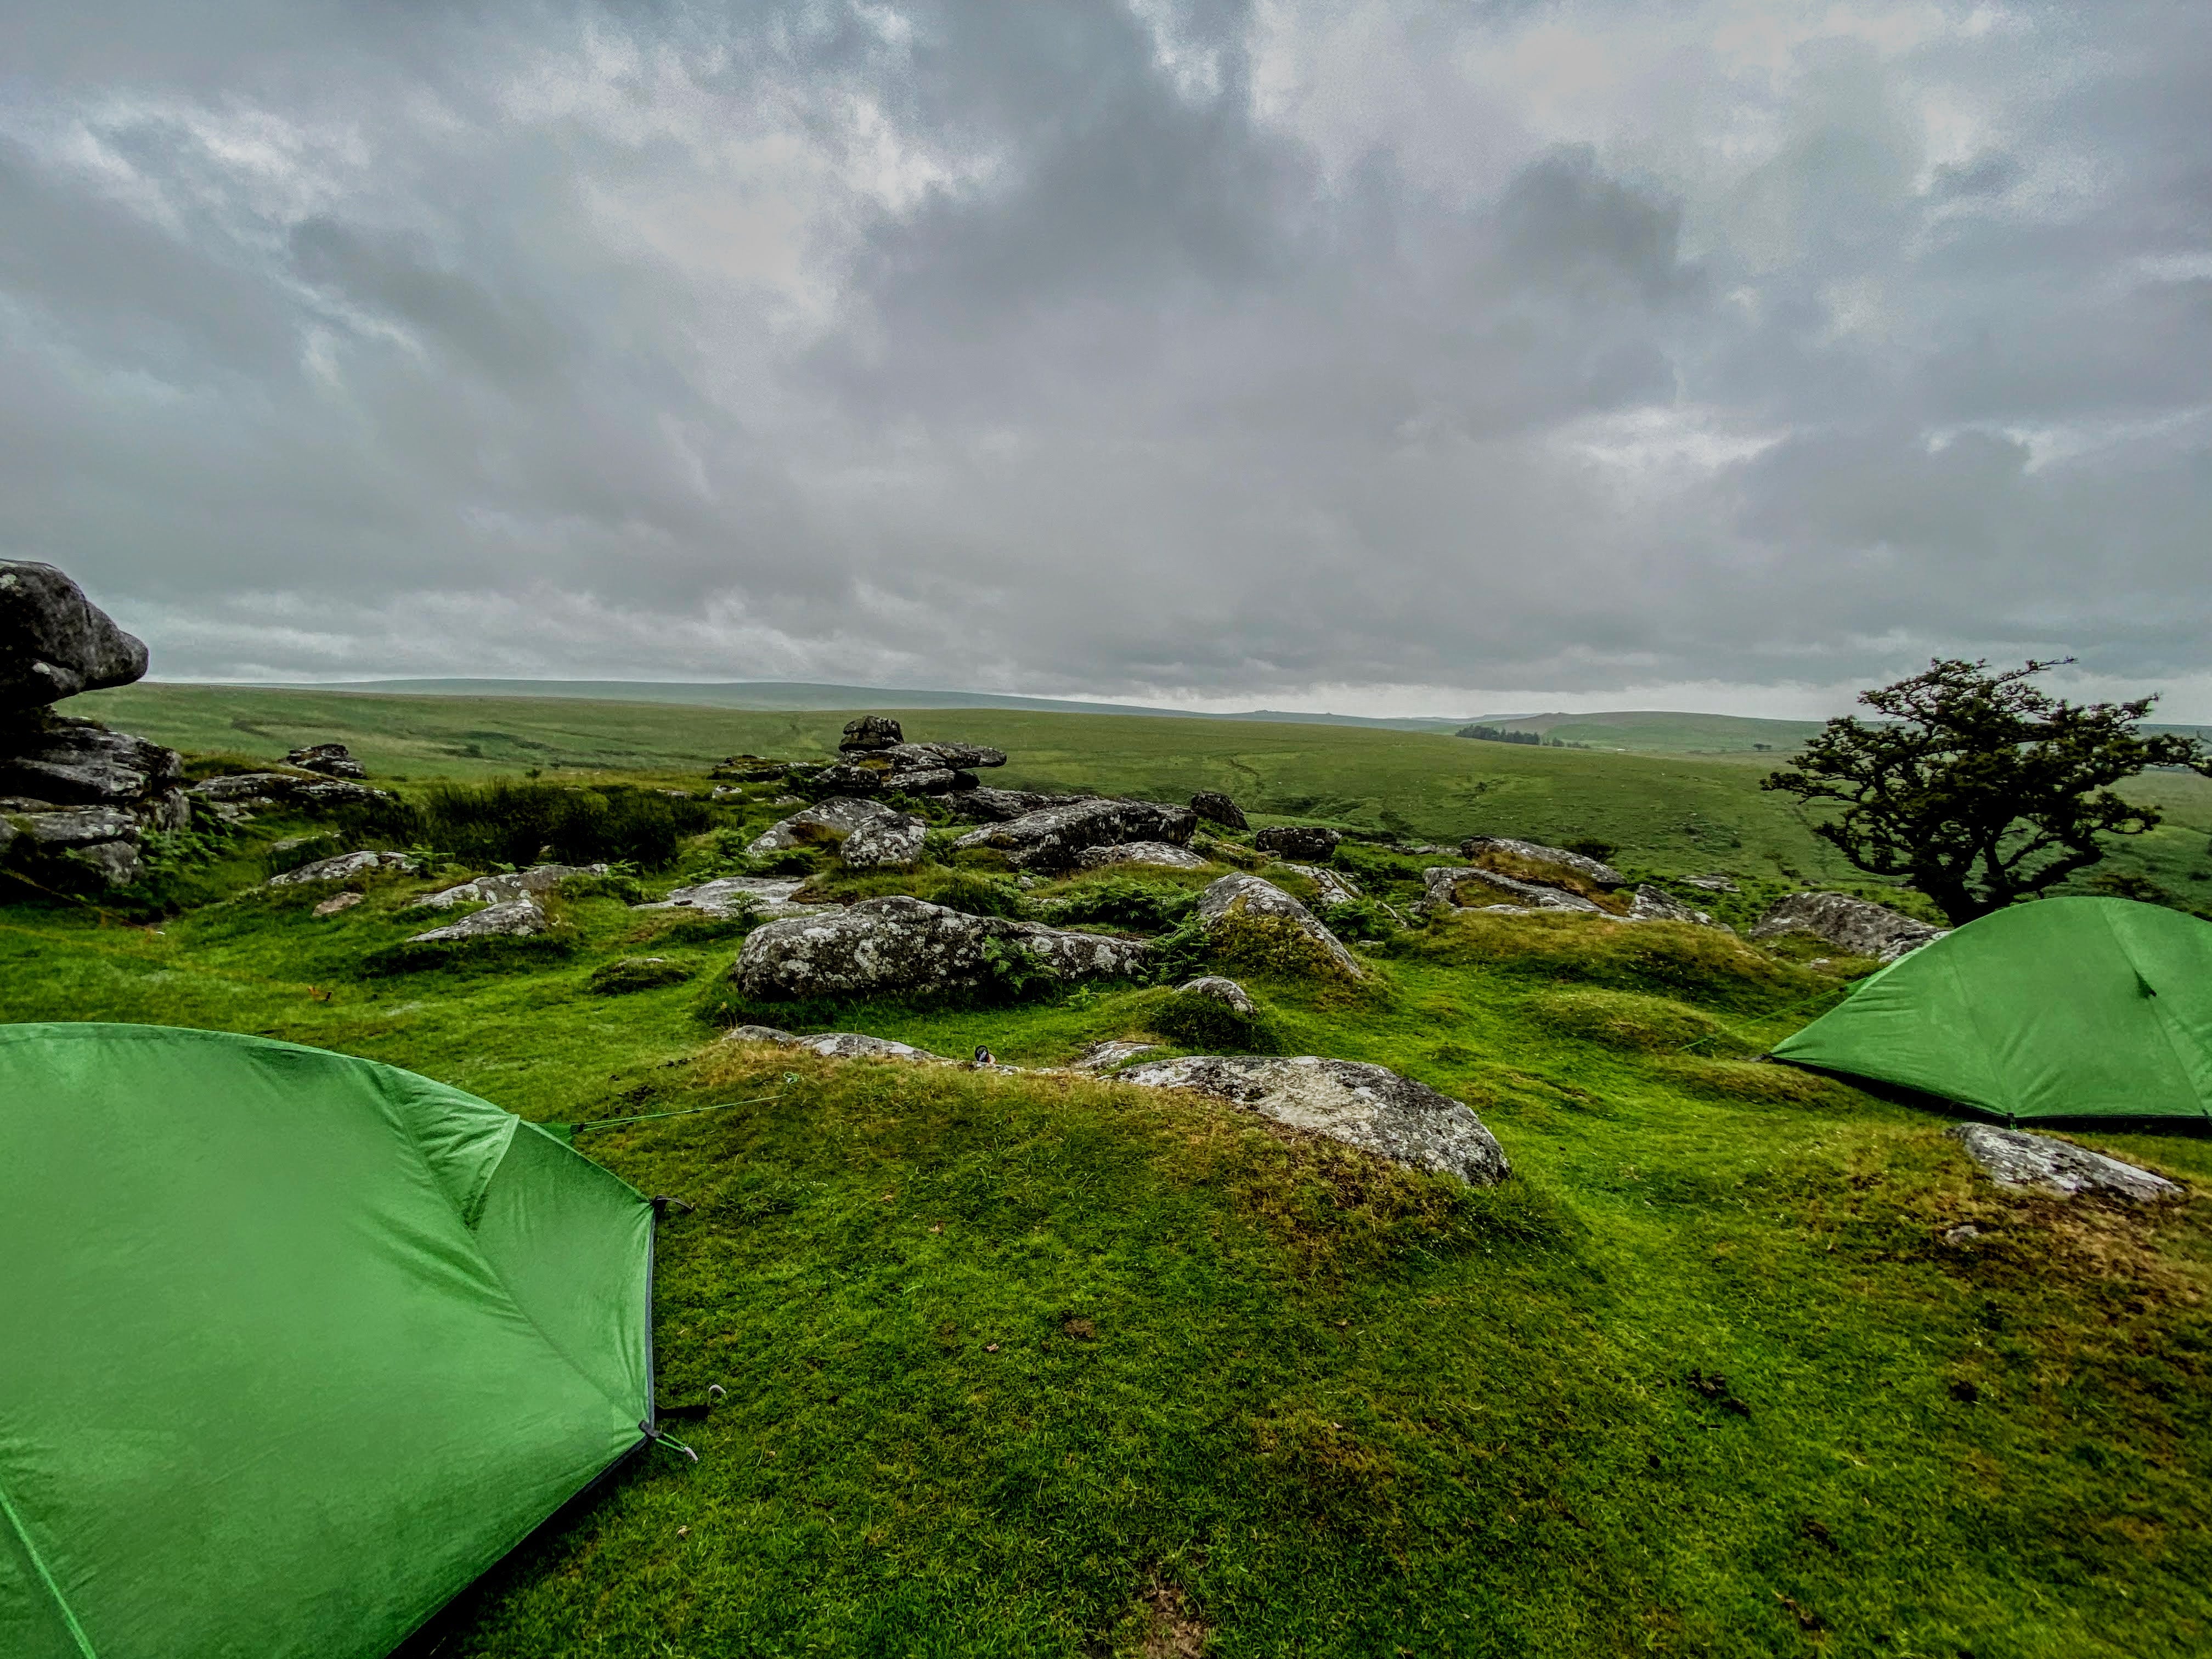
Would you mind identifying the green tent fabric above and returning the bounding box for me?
[0,1023,658,1659]
[1770,897,2212,1123]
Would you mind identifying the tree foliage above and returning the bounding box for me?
[1760,658,2205,923]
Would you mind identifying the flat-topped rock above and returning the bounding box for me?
[1750,891,1946,961]
[410,864,609,910]
[943,787,1088,823]
[1950,1125,2184,1203]
[1114,1055,1509,1186]
[955,797,1197,872]
[733,894,1152,999]
[636,876,827,922]
[0,561,149,709]
[880,742,1006,772]
[267,850,420,887]
[748,796,905,854]
[1195,873,1365,978]
[1,718,180,805]
[1073,840,1211,871]
[404,897,546,944]
[1460,837,1623,890]
[12,805,139,848]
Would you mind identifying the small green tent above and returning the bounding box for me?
[1770,896,2212,1123]
[0,1023,659,1659]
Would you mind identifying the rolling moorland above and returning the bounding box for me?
[10,685,2212,1656]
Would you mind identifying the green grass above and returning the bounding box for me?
[5,763,2211,1654]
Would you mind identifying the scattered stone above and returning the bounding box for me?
[1949,1125,2184,1204]
[1113,1055,1510,1186]
[1072,840,1211,871]
[1,717,181,805]
[1254,825,1341,862]
[841,811,930,869]
[954,797,1197,872]
[1422,866,1604,914]
[1681,874,1740,894]
[943,787,1088,823]
[747,796,905,854]
[0,561,149,709]
[839,715,904,752]
[1460,836,1624,890]
[284,742,366,780]
[410,864,609,910]
[1279,863,1360,906]
[1072,1039,1162,1073]
[1189,792,1248,830]
[1194,873,1366,979]
[1627,884,1716,925]
[1750,892,1947,962]
[1177,975,1256,1015]
[635,876,827,922]
[267,850,420,887]
[404,897,547,944]
[732,895,1153,1000]
[313,891,364,917]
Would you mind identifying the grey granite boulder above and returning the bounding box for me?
[1177,975,1256,1015]
[1750,891,1946,961]
[1459,836,1623,889]
[1422,866,1604,914]
[1949,1125,2184,1203]
[1,718,181,805]
[841,811,929,869]
[636,875,827,922]
[1627,884,1716,925]
[283,742,366,780]
[1072,1039,1162,1073]
[1195,873,1366,978]
[1255,825,1340,862]
[839,715,904,752]
[405,897,547,944]
[955,797,1197,872]
[410,864,609,909]
[14,805,140,848]
[943,787,1088,822]
[1073,840,1211,872]
[61,840,142,887]
[1114,1055,1510,1185]
[1280,863,1361,906]
[748,796,905,854]
[881,741,1007,772]
[732,894,1152,999]
[1188,791,1248,830]
[0,561,149,709]
[267,850,420,886]
[878,767,977,795]
[190,772,307,803]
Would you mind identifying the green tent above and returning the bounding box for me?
[1770,896,2212,1123]
[1,1023,661,1659]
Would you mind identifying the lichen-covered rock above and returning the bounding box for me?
[635,875,827,922]
[1460,836,1624,890]
[1627,884,1716,925]
[881,742,1007,772]
[1279,862,1361,906]
[1177,975,1256,1015]
[1255,825,1341,862]
[61,840,142,887]
[955,797,1197,872]
[1114,1055,1510,1185]
[0,561,149,709]
[841,812,929,869]
[1949,1125,2184,1203]
[1421,866,1604,914]
[405,897,547,944]
[943,787,1088,823]
[1195,873,1366,978]
[1189,791,1248,830]
[267,850,420,887]
[748,796,905,854]
[732,894,1152,999]
[723,1024,949,1062]
[1,717,180,805]
[14,805,140,849]
[1072,1039,1162,1073]
[1073,840,1211,872]
[1750,891,1946,961]
[796,763,891,796]
[839,715,904,752]
[189,772,306,803]
[284,742,366,780]
[410,864,609,910]
[878,767,977,795]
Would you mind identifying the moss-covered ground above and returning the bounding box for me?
[4,726,2210,1656]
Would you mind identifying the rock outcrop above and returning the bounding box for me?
[1626,884,1717,925]
[732,895,1152,999]
[1072,840,1210,871]
[0,561,149,708]
[404,898,548,944]
[1750,892,1946,961]
[728,1025,951,1063]
[267,850,421,887]
[1949,1125,2184,1203]
[747,796,905,855]
[635,875,827,922]
[1194,873,1366,978]
[839,715,904,752]
[410,864,608,910]
[1280,863,1361,906]
[0,719,180,805]
[1114,1055,1510,1186]
[943,787,1087,823]
[283,742,366,780]
[1072,1039,1161,1073]
[1422,865,1604,914]
[1255,825,1341,862]
[1189,791,1248,830]
[954,797,1197,872]
[1460,837,1623,890]
[840,811,929,869]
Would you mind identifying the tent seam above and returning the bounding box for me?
[0,1474,99,1659]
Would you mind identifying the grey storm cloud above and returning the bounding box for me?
[1,0,2208,714]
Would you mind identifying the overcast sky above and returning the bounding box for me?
[4,2,2208,718]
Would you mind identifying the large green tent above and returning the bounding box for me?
[1770,896,2212,1123]
[0,1023,660,1659]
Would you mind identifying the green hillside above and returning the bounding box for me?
[1471,710,1827,754]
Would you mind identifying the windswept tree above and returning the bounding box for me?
[1761,658,2205,924]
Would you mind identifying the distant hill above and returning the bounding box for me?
[1465,710,1826,754]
